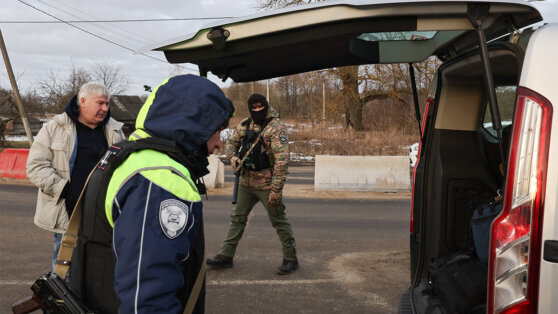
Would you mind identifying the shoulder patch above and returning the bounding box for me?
[279,134,288,144]
[159,199,189,239]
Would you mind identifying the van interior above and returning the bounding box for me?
[408,40,525,313]
[146,2,545,312]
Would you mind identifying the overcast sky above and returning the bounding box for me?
[0,0,260,96]
[1,0,557,97]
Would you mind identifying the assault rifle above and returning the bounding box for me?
[231,129,267,204]
[12,273,93,314]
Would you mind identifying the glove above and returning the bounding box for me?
[268,190,282,207]
[230,156,240,171]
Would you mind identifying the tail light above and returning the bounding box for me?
[410,97,432,233]
[488,87,552,313]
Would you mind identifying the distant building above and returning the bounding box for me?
[4,116,43,135]
[0,93,42,136]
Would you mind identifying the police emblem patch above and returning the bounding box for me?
[279,134,288,144]
[159,199,188,239]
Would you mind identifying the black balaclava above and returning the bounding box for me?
[247,93,269,125]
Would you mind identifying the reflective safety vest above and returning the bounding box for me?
[69,137,203,313]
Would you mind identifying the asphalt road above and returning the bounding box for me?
[0,169,411,313]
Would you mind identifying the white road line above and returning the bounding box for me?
[208,279,340,286]
[0,278,339,287]
[0,280,34,285]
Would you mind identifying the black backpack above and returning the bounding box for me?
[69,137,193,313]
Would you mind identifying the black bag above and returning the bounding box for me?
[471,201,503,263]
[428,251,487,314]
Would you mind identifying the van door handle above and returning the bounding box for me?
[543,240,558,263]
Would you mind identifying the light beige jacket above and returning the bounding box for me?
[26,113,125,233]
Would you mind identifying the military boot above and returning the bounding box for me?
[207,254,234,268]
[277,259,299,275]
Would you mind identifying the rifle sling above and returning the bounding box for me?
[183,251,206,314]
[235,118,273,172]
[54,161,97,279]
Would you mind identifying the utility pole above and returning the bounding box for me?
[322,82,326,125]
[310,80,314,128]
[0,29,33,145]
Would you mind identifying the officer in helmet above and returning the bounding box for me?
[69,75,234,313]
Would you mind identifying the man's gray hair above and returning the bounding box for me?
[78,81,110,105]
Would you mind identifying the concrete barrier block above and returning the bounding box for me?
[314,155,410,192]
[203,154,225,188]
[0,149,29,179]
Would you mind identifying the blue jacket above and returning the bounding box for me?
[111,149,205,313]
[111,75,234,313]
[70,75,234,313]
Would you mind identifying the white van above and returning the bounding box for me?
[145,1,558,312]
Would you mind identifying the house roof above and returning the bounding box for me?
[109,95,144,122]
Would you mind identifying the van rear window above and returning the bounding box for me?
[357,31,437,41]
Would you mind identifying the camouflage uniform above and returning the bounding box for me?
[225,108,289,191]
[218,107,297,261]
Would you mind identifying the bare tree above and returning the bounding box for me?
[256,0,320,10]
[255,0,441,131]
[91,63,129,95]
[37,66,91,113]
[37,62,131,113]
[256,0,368,129]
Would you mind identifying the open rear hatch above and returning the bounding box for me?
[143,0,541,82]
[143,1,544,313]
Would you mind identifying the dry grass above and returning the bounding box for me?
[286,121,418,156]
[221,116,419,157]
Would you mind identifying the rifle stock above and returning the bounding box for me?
[11,295,44,314]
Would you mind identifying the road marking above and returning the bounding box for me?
[0,278,339,287]
[0,280,34,286]
[208,279,339,286]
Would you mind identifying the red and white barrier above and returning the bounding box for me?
[0,149,29,179]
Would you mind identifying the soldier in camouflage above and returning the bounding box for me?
[207,93,298,275]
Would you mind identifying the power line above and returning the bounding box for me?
[40,0,152,47]
[0,17,234,23]
[17,0,199,73]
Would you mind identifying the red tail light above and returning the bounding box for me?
[410,97,432,233]
[488,87,552,313]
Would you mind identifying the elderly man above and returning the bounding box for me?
[26,81,125,271]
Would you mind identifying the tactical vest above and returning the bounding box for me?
[238,118,273,171]
[69,137,204,313]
